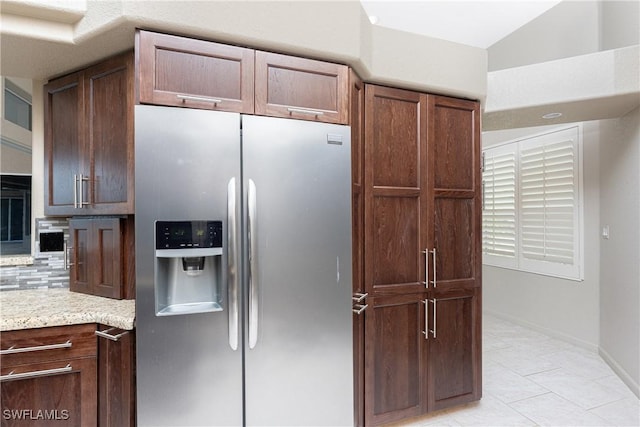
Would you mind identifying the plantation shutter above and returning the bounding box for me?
[482,145,517,267]
[482,125,582,280]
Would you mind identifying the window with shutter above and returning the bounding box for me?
[482,125,583,280]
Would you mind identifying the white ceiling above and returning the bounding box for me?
[360,0,562,48]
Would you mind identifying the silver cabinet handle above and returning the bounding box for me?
[352,304,368,315]
[430,248,437,288]
[95,328,129,342]
[429,298,437,339]
[352,292,368,303]
[63,242,74,270]
[227,178,239,351]
[248,179,259,349]
[422,299,429,339]
[421,249,429,288]
[73,174,78,208]
[287,107,325,116]
[1,364,72,381]
[1,341,72,355]
[176,94,223,104]
[76,174,89,208]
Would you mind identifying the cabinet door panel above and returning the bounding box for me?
[137,30,254,113]
[434,198,476,284]
[430,96,478,191]
[98,326,135,427]
[69,219,91,294]
[255,51,348,124]
[94,218,123,299]
[369,89,422,188]
[365,294,426,425]
[428,291,481,411]
[44,72,84,215]
[364,85,428,296]
[371,196,420,288]
[86,54,134,213]
[428,95,481,293]
[0,357,97,427]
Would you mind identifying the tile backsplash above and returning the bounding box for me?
[0,218,70,291]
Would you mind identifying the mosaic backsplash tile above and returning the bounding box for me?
[0,218,70,291]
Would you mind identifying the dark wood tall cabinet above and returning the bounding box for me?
[355,85,481,426]
[426,95,482,411]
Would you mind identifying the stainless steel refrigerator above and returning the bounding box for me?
[134,105,353,426]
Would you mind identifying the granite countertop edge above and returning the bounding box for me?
[0,288,136,332]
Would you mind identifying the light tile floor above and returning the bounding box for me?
[392,314,640,426]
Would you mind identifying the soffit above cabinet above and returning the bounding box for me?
[0,0,487,102]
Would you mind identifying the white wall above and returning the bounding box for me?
[488,1,600,71]
[601,0,640,50]
[488,0,639,72]
[598,107,640,396]
[482,123,601,349]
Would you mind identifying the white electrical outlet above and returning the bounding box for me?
[602,225,610,239]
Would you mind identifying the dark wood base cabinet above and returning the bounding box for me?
[353,84,482,426]
[97,326,136,427]
[0,325,136,427]
[0,325,98,427]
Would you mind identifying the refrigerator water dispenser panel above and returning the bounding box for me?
[154,221,224,316]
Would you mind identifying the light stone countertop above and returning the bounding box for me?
[0,288,135,331]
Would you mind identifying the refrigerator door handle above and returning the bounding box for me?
[248,179,259,349]
[227,178,239,351]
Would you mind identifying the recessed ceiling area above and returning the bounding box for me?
[359,0,561,48]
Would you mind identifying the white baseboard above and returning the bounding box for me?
[483,309,640,399]
[599,346,640,399]
[483,309,599,353]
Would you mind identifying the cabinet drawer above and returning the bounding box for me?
[137,30,255,113]
[0,324,97,368]
[255,51,349,124]
[1,357,97,427]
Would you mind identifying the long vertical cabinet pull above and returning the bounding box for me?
[421,249,430,288]
[63,241,74,270]
[430,248,437,288]
[73,174,89,209]
[248,179,259,349]
[227,178,239,351]
[422,299,429,339]
[429,298,437,338]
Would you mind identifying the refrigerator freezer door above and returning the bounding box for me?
[135,105,243,426]
[242,115,354,426]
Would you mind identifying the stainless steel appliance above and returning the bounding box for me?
[135,106,353,426]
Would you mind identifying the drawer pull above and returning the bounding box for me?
[287,107,325,116]
[95,328,129,342]
[0,340,72,355]
[1,364,72,381]
[176,94,222,104]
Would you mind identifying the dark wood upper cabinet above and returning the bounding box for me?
[69,216,135,300]
[136,30,255,113]
[255,51,349,124]
[44,72,84,214]
[44,52,134,216]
